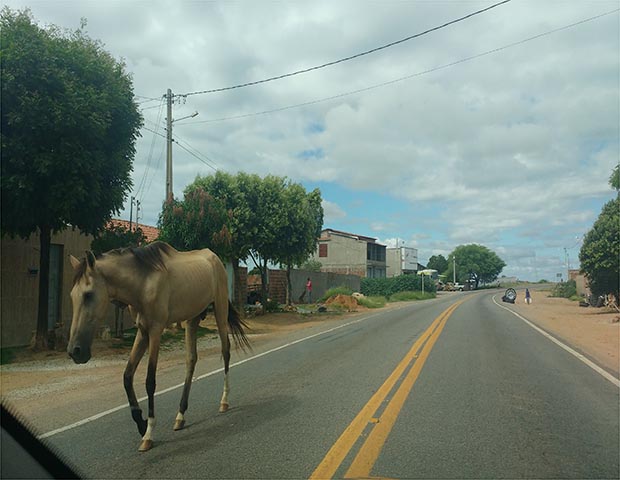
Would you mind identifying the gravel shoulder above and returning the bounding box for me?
[505,288,619,377]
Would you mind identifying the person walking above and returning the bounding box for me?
[525,288,532,304]
[306,277,313,304]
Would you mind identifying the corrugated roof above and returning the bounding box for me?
[321,228,379,244]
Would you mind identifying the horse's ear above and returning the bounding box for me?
[85,251,96,269]
[69,255,81,271]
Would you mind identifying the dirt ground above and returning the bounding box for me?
[1,291,618,434]
[508,288,619,376]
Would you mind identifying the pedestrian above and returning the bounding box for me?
[525,288,532,305]
[306,277,312,303]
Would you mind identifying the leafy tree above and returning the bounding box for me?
[427,254,448,274]
[273,184,323,304]
[1,9,142,349]
[610,165,619,191]
[91,223,147,256]
[300,259,323,272]
[244,175,288,303]
[158,188,231,255]
[445,244,506,289]
[579,197,619,300]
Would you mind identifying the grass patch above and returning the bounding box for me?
[318,285,354,303]
[357,296,387,308]
[115,325,217,350]
[388,291,436,302]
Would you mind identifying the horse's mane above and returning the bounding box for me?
[107,241,174,272]
[73,241,175,284]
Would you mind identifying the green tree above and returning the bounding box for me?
[427,254,448,274]
[446,244,506,289]
[300,259,323,272]
[273,185,323,304]
[91,223,147,256]
[1,9,142,349]
[609,165,619,191]
[158,188,231,255]
[579,197,620,300]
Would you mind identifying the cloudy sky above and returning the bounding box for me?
[6,0,619,281]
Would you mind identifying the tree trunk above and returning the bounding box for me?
[231,258,243,308]
[34,225,51,350]
[285,264,292,306]
[260,258,269,303]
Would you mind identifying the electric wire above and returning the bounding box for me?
[179,0,512,97]
[176,8,619,126]
[141,126,218,172]
[174,134,219,170]
[135,97,165,199]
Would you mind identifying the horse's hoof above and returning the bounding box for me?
[138,439,153,452]
[173,419,185,431]
[219,403,229,413]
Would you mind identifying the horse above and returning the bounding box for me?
[67,241,250,452]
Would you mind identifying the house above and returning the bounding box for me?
[1,219,161,348]
[311,228,387,278]
[386,247,418,277]
[1,228,94,348]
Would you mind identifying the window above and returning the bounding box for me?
[319,243,328,257]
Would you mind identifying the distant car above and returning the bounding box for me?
[453,283,464,291]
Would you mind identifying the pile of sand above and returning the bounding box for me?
[325,294,359,312]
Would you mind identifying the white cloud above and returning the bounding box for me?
[4,0,618,281]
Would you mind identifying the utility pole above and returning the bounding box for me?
[165,89,173,202]
[129,196,135,231]
[453,256,456,284]
[136,200,141,227]
[164,89,197,203]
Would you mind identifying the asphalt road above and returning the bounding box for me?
[43,291,619,479]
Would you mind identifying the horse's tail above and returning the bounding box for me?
[228,301,251,351]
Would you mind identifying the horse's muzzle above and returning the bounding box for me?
[68,345,91,364]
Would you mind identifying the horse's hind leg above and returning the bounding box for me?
[174,316,200,431]
[215,300,232,413]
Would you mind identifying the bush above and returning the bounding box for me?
[361,274,436,297]
[265,299,281,312]
[319,285,353,302]
[549,280,577,299]
[389,291,436,302]
[357,296,387,308]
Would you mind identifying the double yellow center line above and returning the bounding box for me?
[310,300,464,479]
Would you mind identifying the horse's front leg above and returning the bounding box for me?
[139,331,162,452]
[123,328,149,437]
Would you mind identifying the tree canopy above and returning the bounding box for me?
[1,8,142,238]
[579,197,619,300]
[445,244,506,289]
[427,254,448,274]
[157,172,323,304]
[91,223,147,256]
[1,8,142,348]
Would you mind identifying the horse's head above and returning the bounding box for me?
[67,251,110,364]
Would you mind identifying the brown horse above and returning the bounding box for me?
[67,241,250,452]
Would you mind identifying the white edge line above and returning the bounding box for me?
[39,308,392,439]
[492,294,620,389]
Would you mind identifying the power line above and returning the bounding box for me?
[180,0,512,97]
[174,134,219,170]
[135,98,165,198]
[141,125,218,172]
[176,8,619,126]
